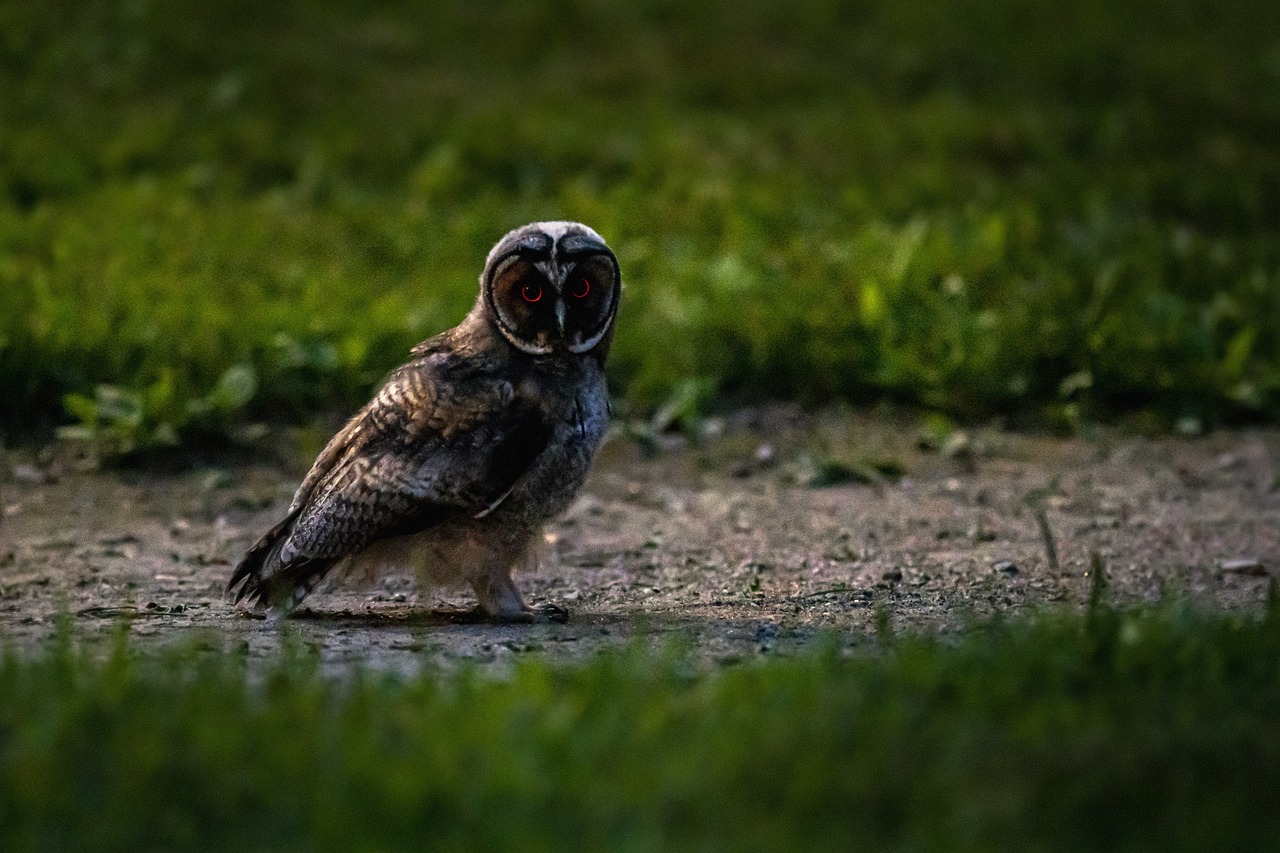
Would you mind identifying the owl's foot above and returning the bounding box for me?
[474,601,569,624]
[472,573,570,624]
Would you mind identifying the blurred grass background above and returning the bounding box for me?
[2,0,1279,448]
[3,603,1280,850]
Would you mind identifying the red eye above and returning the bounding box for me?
[521,283,543,303]
[571,277,591,299]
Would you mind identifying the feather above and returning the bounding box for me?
[227,346,551,612]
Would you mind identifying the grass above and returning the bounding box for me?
[2,0,1279,450]
[2,602,1279,851]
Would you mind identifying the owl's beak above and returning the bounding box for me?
[555,298,567,336]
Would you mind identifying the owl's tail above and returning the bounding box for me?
[227,512,331,614]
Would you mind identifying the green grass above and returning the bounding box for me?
[2,603,1279,851]
[2,0,1280,448]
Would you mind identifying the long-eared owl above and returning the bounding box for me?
[228,221,620,621]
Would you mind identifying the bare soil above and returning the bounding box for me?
[2,409,1278,673]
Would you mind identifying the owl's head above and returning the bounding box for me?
[479,221,621,360]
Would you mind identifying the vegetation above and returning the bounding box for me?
[2,0,1278,449]
[2,602,1278,851]
[4,6,1276,845]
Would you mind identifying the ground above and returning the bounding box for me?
[2,409,1277,673]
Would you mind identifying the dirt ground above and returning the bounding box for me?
[2,408,1277,673]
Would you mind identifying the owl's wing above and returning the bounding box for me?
[227,357,551,610]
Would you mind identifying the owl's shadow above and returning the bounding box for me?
[281,605,725,637]
[287,605,594,628]
[288,606,496,627]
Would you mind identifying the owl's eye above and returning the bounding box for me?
[571,277,591,299]
[521,283,543,303]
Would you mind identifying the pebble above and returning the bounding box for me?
[968,524,997,542]
[994,560,1019,576]
[754,442,777,466]
[11,463,47,485]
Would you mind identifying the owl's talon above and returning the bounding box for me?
[530,602,570,624]
[478,603,569,624]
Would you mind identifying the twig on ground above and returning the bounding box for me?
[793,586,866,601]
[1035,508,1061,573]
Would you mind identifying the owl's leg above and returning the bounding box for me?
[472,572,527,620]
[471,572,568,624]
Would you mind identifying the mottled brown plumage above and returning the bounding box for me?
[228,222,620,620]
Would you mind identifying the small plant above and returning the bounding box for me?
[58,364,256,457]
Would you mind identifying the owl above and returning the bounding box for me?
[228,221,620,621]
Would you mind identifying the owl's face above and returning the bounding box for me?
[481,222,620,357]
